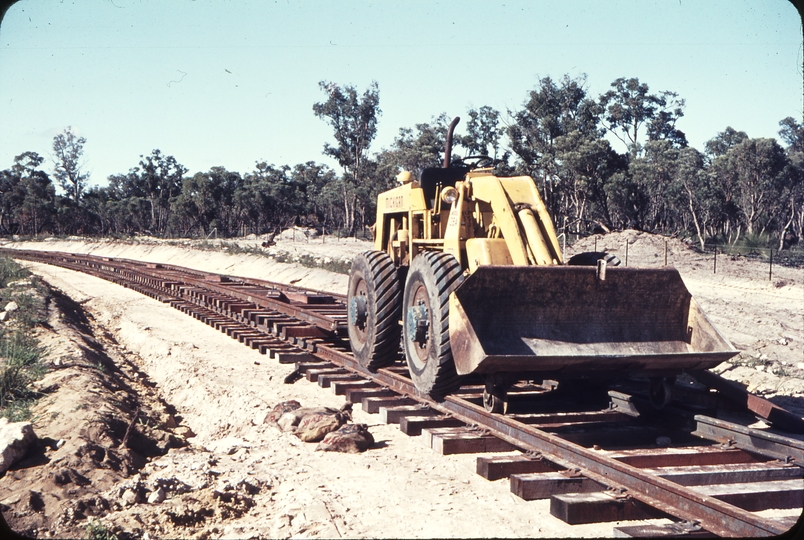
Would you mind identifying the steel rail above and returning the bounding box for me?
[312,343,786,537]
[3,249,348,332]
[3,247,795,537]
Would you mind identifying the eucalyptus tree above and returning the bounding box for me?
[288,161,337,228]
[458,106,509,163]
[776,117,804,248]
[313,81,381,233]
[4,152,56,236]
[172,171,222,236]
[52,127,89,203]
[507,74,622,232]
[238,162,295,233]
[704,127,749,160]
[375,113,451,180]
[598,77,687,157]
[81,186,117,236]
[675,147,723,249]
[0,168,19,235]
[105,150,186,236]
[718,138,788,236]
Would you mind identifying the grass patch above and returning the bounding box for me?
[0,330,47,418]
[320,258,352,275]
[0,257,30,288]
[0,257,48,420]
[84,519,119,540]
[7,291,47,327]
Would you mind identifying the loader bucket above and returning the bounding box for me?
[448,266,737,377]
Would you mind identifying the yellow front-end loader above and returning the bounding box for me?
[347,117,737,412]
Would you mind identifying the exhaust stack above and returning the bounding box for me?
[443,116,461,168]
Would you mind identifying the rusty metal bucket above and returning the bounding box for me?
[448,266,737,377]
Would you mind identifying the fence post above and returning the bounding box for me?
[713,247,717,274]
[625,241,629,266]
[594,237,598,252]
[769,248,773,281]
[664,239,668,266]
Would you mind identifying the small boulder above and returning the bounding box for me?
[121,489,138,506]
[316,424,374,453]
[174,426,196,439]
[28,490,45,512]
[294,404,352,442]
[276,406,332,432]
[0,418,37,473]
[265,400,302,426]
[0,312,8,322]
[4,301,18,313]
[159,413,178,429]
[147,487,166,504]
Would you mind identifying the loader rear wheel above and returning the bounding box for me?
[483,387,506,414]
[402,251,464,398]
[347,251,402,371]
[649,376,676,409]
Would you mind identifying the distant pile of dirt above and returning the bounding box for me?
[567,229,702,268]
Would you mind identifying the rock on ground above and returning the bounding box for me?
[0,419,36,474]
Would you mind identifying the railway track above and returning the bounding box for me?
[4,248,803,537]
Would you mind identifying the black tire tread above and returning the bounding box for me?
[348,251,402,370]
[403,251,464,397]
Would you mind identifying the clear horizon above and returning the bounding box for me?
[1,0,801,191]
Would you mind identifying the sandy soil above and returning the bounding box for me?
[0,231,801,538]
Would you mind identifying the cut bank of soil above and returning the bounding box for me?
[0,288,190,539]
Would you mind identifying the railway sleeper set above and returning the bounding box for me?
[4,248,803,538]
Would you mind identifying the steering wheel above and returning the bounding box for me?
[460,155,495,169]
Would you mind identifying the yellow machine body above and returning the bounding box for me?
[373,167,736,380]
[375,169,562,269]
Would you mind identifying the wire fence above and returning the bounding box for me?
[280,226,373,244]
[565,233,804,281]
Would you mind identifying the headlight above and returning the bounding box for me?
[441,187,458,205]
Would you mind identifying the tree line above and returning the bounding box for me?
[2,75,802,251]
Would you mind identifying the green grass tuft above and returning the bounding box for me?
[0,330,46,413]
[84,519,119,540]
[0,257,30,288]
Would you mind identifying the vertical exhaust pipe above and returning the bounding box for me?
[443,116,461,168]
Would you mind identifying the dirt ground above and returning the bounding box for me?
[0,231,801,539]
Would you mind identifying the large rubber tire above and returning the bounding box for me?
[402,251,464,398]
[567,251,621,266]
[347,251,402,371]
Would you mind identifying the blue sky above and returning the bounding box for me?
[0,0,801,189]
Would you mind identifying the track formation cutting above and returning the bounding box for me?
[3,248,802,538]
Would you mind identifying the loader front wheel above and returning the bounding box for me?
[347,251,402,371]
[402,251,464,398]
